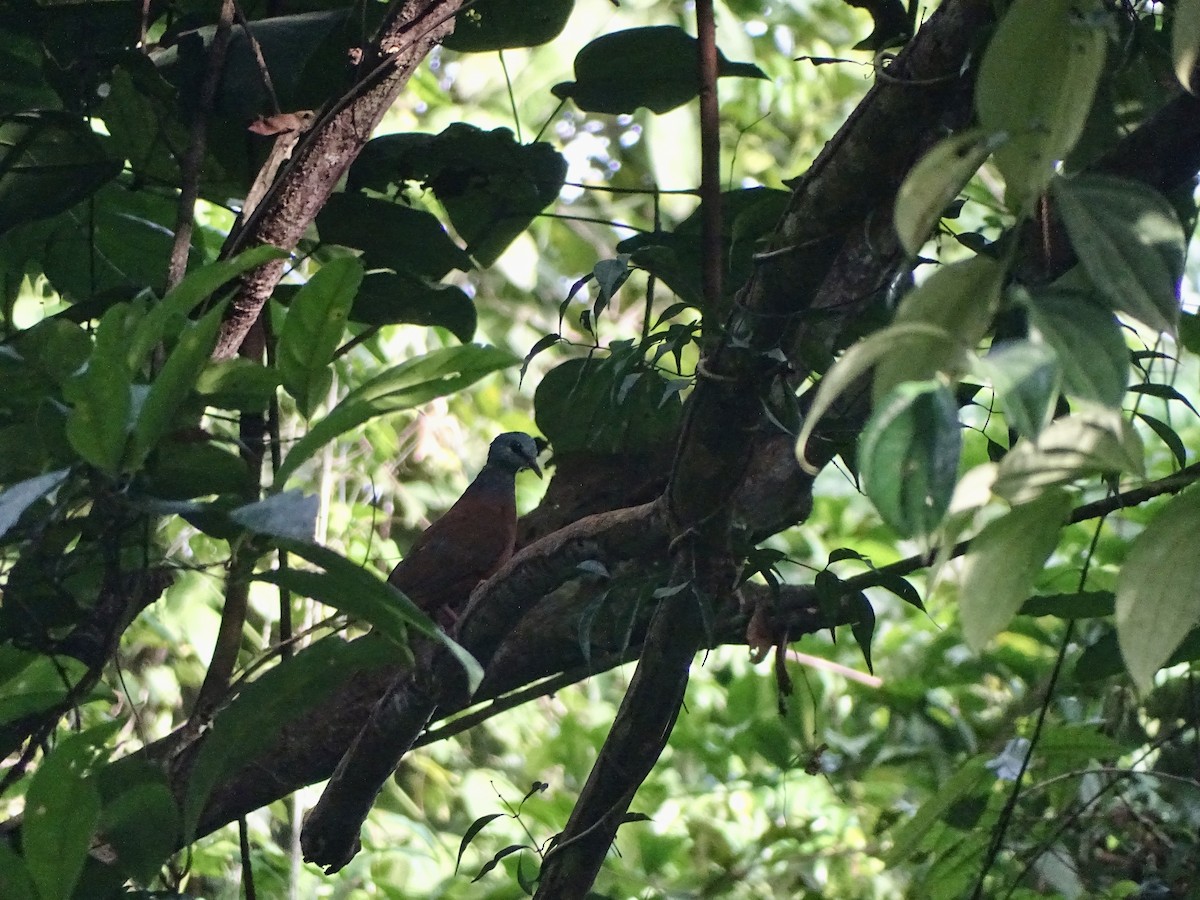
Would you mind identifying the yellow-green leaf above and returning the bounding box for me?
[894,128,994,256]
[1173,0,1200,93]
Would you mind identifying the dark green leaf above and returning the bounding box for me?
[348,125,566,267]
[456,813,507,872]
[551,26,767,115]
[1051,175,1185,336]
[974,340,1060,439]
[1135,412,1187,467]
[0,111,121,236]
[860,380,961,538]
[445,0,574,51]
[472,844,528,883]
[0,649,87,726]
[141,442,254,500]
[63,302,133,475]
[349,271,476,341]
[128,302,226,470]
[277,257,363,418]
[98,781,179,885]
[875,572,925,612]
[317,194,471,280]
[194,358,282,411]
[850,593,875,674]
[1128,382,1199,416]
[1020,590,1115,619]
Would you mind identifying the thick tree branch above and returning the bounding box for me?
[212,0,464,359]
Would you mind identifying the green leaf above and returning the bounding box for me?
[127,302,226,470]
[127,244,286,370]
[992,407,1144,505]
[533,353,684,455]
[349,271,477,342]
[0,468,68,541]
[0,111,121,237]
[973,340,1060,440]
[0,649,87,726]
[194,358,282,411]
[797,322,964,473]
[230,490,318,541]
[444,0,574,51]
[1116,483,1200,692]
[24,723,120,900]
[1026,286,1129,407]
[64,303,134,475]
[860,380,961,538]
[268,539,437,639]
[975,0,1106,211]
[347,125,566,267]
[98,781,180,885]
[274,345,517,487]
[1020,590,1115,619]
[277,257,363,418]
[886,758,990,864]
[959,489,1071,651]
[316,194,471,280]
[1134,412,1187,468]
[1050,175,1185,336]
[873,254,1005,404]
[0,843,35,900]
[1173,0,1200,93]
[551,26,767,115]
[894,128,994,256]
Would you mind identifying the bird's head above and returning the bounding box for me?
[487,432,543,478]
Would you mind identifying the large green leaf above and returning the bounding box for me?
[316,194,471,281]
[975,0,1106,211]
[0,647,86,726]
[894,128,995,256]
[276,257,363,418]
[859,380,961,538]
[1026,286,1129,408]
[992,407,1144,504]
[350,271,477,341]
[0,111,121,237]
[873,254,1004,403]
[445,0,574,51]
[959,489,1071,651]
[1173,0,1200,92]
[534,352,684,455]
[551,26,767,115]
[0,469,69,541]
[1116,483,1200,692]
[23,723,120,900]
[274,345,518,487]
[348,125,567,268]
[1050,175,1185,336]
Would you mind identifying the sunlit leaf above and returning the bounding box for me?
[959,488,1071,651]
[1026,286,1128,408]
[894,128,994,256]
[1050,175,1185,336]
[973,340,1060,439]
[1116,483,1200,692]
[0,468,68,541]
[975,0,1106,211]
[1172,0,1200,92]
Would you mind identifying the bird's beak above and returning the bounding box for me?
[526,456,543,479]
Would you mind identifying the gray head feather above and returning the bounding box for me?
[487,432,542,478]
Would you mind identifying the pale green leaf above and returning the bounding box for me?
[975,0,1106,212]
[894,127,994,256]
[960,489,1071,651]
[1116,483,1200,692]
[993,407,1144,504]
[1050,175,1184,336]
[973,340,1060,439]
[873,254,1004,403]
[274,345,518,487]
[1026,286,1129,407]
[796,322,963,474]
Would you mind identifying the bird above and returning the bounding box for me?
[388,431,542,627]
